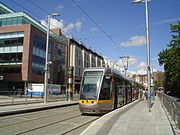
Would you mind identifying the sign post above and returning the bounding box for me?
[67,67,74,101]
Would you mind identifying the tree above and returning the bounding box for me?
[153,80,161,91]
[158,21,180,97]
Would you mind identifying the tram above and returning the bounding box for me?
[79,67,138,114]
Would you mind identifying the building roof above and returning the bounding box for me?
[70,38,104,59]
[0,2,66,43]
[0,2,15,14]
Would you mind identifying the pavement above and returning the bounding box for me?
[81,96,177,135]
[0,95,177,135]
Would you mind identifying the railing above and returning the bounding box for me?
[158,93,180,130]
[0,89,80,106]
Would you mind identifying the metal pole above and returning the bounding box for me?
[120,56,129,76]
[145,0,151,112]
[44,15,50,103]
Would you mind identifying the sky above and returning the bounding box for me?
[1,0,180,75]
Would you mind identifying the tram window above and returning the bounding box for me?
[99,78,111,100]
[116,78,124,95]
[80,71,103,100]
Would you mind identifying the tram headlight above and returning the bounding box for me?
[91,101,97,104]
[79,100,97,104]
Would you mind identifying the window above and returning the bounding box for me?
[80,71,103,100]
[17,17,22,25]
[18,37,23,44]
[0,40,4,46]
[0,66,21,73]
[6,18,11,26]
[12,17,17,25]
[99,77,111,100]
[1,19,6,26]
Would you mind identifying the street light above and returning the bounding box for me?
[132,0,151,111]
[44,13,60,103]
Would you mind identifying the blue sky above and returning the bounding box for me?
[1,0,180,74]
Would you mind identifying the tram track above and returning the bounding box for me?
[0,105,100,135]
[0,108,78,128]
[16,114,82,135]
[0,107,77,120]
[61,117,99,135]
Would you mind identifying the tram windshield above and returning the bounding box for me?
[80,71,103,100]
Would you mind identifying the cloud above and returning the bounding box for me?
[90,27,97,32]
[40,19,82,34]
[55,5,64,10]
[117,56,138,67]
[128,68,147,75]
[64,23,74,33]
[136,62,146,70]
[64,21,82,33]
[120,35,146,47]
[74,21,82,32]
[157,18,180,24]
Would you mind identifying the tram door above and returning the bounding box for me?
[116,77,124,107]
[113,77,118,109]
[99,76,112,110]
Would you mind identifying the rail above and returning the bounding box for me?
[158,93,180,130]
[0,90,80,106]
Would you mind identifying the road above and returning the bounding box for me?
[0,105,100,135]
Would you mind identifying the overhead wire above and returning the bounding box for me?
[27,0,100,54]
[10,0,126,60]
[10,0,62,32]
[71,0,119,47]
[71,0,126,60]
[10,0,42,19]
[10,0,67,42]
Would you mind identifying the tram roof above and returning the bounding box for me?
[83,67,132,82]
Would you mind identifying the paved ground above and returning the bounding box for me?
[0,95,79,116]
[81,96,177,135]
[0,95,178,135]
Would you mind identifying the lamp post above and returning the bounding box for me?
[44,13,60,103]
[132,0,151,111]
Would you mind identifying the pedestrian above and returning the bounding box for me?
[142,89,146,100]
[138,89,143,100]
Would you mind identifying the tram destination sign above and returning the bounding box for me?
[84,71,103,77]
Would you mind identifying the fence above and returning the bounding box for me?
[0,85,79,105]
[158,93,180,130]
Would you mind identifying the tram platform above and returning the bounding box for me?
[81,96,176,135]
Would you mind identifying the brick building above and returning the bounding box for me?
[0,3,67,93]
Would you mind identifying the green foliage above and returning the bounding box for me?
[158,21,180,97]
[153,81,161,91]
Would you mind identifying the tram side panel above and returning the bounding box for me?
[98,76,114,112]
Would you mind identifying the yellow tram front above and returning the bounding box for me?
[79,68,113,114]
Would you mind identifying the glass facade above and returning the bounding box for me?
[0,32,24,73]
[55,42,65,72]
[53,41,66,84]
[0,16,30,27]
[32,35,46,75]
